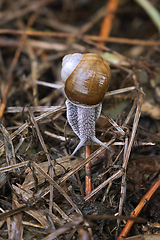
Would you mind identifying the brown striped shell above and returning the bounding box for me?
[63,53,111,107]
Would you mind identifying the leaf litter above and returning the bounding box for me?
[0,0,160,239]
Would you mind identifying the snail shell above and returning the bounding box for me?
[61,53,111,107]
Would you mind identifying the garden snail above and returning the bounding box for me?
[61,53,111,155]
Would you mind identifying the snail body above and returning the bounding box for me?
[61,53,111,155]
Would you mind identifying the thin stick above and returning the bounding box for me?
[118,179,160,239]
[76,172,85,197]
[1,29,160,46]
[116,136,128,238]
[85,145,92,199]
[0,14,36,120]
[28,108,54,216]
[99,0,119,45]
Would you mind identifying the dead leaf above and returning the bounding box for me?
[22,156,82,189]
[141,101,160,120]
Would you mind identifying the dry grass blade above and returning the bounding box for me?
[84,168,124,201]
[32,162,82,215]
[0,0,55,25]
[0,122,17,168]
[42,215,84,240]
[0,161,29,173]
[121,234,160,240]
[122,89,144,169]
[6,106,60,113]
[11,185,60,228]
[0,105,65,150]
[86,214,145,222]
[10,193,23,240]
[1,29,160,46]
[116,89,144,235]
[28,107,55,215]
[104,86,136,97]
[0,206,30,221]
[22,156,82,190]
[0,12,37,120]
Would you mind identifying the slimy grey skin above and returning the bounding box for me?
[66,100,108,155]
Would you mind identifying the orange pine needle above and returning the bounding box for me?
[99,0,119,45]
[118,179,160,239]
[85,145,92,199]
